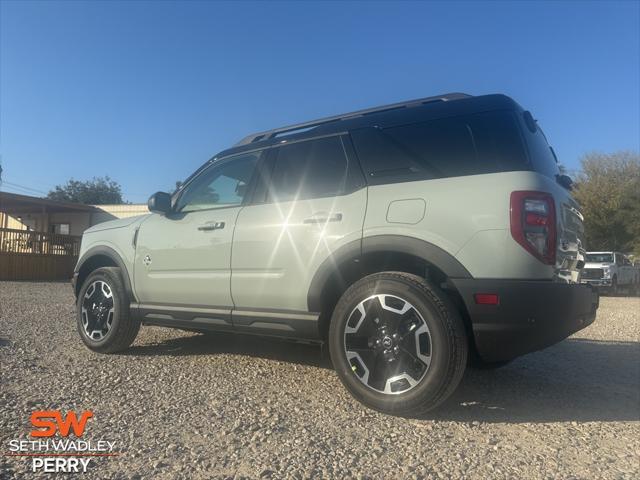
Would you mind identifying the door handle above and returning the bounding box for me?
[303,213,343,224]
[198,221,225,231]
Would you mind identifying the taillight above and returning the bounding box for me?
[510,191,556,265]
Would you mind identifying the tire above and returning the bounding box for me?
[610,276,618,296]
[76,267,140,353]
[328,272,468,416]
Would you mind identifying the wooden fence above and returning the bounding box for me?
[0,228,81,281]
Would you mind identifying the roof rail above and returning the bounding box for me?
[234,92,472,146]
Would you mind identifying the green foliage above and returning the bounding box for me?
[47,176,124,205]
[573,151,640,255]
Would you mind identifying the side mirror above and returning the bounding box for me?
[148,191,172,214]
[556,174,573,191]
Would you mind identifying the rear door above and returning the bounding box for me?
[231,134,366,334]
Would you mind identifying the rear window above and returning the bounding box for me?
[350,110,528,184]
[520,115,559,179]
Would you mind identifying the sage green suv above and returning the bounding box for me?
[73,93,598,415]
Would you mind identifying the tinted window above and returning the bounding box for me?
[467,111,527,171]
[615,254,623,266]
[585,253,613,263]
[520,114,559,179]
[351,110,527,183]
[269,136,348,201]
[176,152,259,212]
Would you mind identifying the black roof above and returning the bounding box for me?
[215,93,522,159]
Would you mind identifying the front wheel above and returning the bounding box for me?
[328,272,468,416]
[76,267,140,353]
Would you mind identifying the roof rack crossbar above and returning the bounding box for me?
[234,92,471,146]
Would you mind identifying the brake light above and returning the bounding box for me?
[510,191,556,265]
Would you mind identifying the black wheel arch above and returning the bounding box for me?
[307,235,472,313]
[74,246,136,301]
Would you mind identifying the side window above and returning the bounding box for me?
[175,152,259,212]
[467,111,529,171]
[350,118,476,181]
[615,254,624,267]
[350,110,527,184]
[269,136,348,202]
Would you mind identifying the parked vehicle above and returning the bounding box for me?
[582,252,640,295]
[72,93,599,415]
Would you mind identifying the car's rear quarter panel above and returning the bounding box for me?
[363,171,560,279]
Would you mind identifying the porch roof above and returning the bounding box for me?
[0,192,100,215]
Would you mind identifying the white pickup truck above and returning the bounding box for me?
[582,252,640,295]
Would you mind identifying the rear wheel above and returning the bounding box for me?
[328,272,467,416]
[76,267,140,353]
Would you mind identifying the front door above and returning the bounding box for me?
[134,152,261,315]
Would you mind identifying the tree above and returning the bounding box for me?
[618,174,640,255]
[47,177,125,205]
[572,151,640,255]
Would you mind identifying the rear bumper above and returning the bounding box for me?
[450,279,599,362]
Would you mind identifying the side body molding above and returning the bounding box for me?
[307,235,472,312]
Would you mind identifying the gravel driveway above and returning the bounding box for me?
[1,281,638,479]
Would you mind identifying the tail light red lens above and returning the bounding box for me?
[474,293,500,305]
[510,191,556,265]
[525,212,548,226]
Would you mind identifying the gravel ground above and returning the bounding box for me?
[1,281,639,479]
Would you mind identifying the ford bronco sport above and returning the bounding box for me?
[73,93,599,415]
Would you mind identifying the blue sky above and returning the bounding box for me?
[1,0,639,203]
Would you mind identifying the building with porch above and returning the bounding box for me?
[0,192,147,280]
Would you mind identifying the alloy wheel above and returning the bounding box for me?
[343,294,432,395]
[81,280,115,341]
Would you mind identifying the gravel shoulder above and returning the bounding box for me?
[1,282,639,479]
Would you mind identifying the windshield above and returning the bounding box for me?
[586,253,614,263]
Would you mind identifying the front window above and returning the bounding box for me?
[175,152,260,212]
[585,253,614,263]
